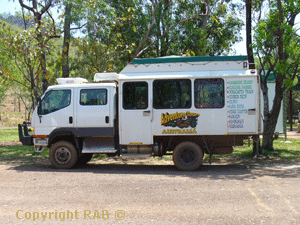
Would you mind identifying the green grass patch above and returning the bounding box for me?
[204,137,300,162]
[0,129,19,142]
[1,128,300,165]
[0,145,49,165]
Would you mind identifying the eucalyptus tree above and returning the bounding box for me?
[73,0,243,77]
[18,0,59,91]
[253,0,300,151]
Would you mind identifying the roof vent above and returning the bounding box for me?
[56,77,88,85]
[94,72,119,82]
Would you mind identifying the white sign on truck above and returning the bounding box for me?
[19,56,261,171]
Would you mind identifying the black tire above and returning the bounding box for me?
[49,141,78,169]
[173,141,203,171]
[77,153,93,166]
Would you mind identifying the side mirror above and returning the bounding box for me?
[37,102,42,115]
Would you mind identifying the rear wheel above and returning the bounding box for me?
[49,141,78,169]
[173,141,203,171]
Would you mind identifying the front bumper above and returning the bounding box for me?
[18,122,33,146]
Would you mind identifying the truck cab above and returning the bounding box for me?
[20,79,117,168]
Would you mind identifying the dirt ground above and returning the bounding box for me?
[1,157,300,225]
[1,128,299,224]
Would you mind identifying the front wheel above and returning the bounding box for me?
[173,141,203,171]
[49,141,78,169]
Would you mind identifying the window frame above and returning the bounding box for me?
[153,79,191,109]
[38,89,71,115]
[122,81,149,110]
[194,78,225,109]
[79,88,108,106]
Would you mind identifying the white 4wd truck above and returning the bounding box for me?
[19,56,261,171]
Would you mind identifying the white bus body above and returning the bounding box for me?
[19,56,261,171]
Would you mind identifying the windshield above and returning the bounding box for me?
[38,89,71,115]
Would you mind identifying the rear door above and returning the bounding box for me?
[227,76,259,134]
[74,86,114,136]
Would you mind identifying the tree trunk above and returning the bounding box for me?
[289,89,293,131]
[18,0,53,93]
[246,0,255,70]
[261,81,284,151]
[62,4,71,78]
[246,0,260,155]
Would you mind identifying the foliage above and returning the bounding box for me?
[71,0,243,75]
[171,0,243,56]
[0,20,57,106]
[0,12,34,29]
[253,0,300,151]
[1,0,243,121]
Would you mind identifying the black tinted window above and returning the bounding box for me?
[153,80,191,109]
[123,82,148,110]
[194,79,224,108]
[80,89,107,105]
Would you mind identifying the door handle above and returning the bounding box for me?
[69,116,73,124]
[143,110,151,116]
[105,116,109,124]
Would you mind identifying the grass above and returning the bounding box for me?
[1,129,300,165]
[203,137,300,163]
[0,129,19,142]
[0,145,49,165]
[0,111,25,127]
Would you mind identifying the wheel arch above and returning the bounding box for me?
[48,128,80,150]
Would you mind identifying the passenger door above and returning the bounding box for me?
[34,88,74,135]
[119,81,153,145]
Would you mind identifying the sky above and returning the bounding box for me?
[0,0,247,55]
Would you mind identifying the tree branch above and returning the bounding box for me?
[40,0,53,15]
[18,0,34,13]
[133,0,163,59]
[134,1,208,58]
[70,23,87,31]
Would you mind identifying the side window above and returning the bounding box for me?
[194,78,224,108]
[153,80,191,109]
[123,82,148,110]
[80,89,107,106]
[39,90,71,115]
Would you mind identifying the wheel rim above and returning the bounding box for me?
[180,149,195,163]
[55,147,71,164]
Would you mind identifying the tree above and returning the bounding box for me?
[0,11,60,115]
[0,19,18,121]
[57,0,87,77]
[253,0,300,151]
[245,0,255,70]
[74,0,243,76]
[167,0,243,57]
[18,0,59,91]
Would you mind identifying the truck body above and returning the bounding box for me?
[19,55,261,171]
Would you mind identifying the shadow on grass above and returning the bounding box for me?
[3,158,300,181]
